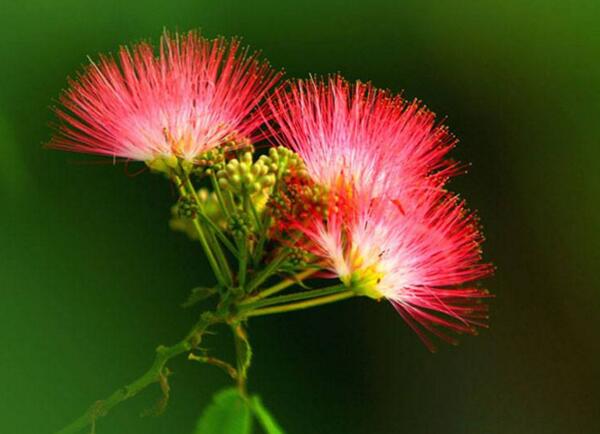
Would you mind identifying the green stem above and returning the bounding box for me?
[205,224,234,286]
[243,267,319,303]
[209,171,231,220]
[252,220,269,266]
[238,236,248,289]
[180,174,234,286]
[245,191,262,234]
[245,291,356,318]
[239,284,346,311]
[223,189,238,217]
[174,175,227,287]
[193,218,231,287]
[232,324,250,396]
[183,176,233,283]
[196,211,239,259]
[55,312,221,434]
[245,249,289,294]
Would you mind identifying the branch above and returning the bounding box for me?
[54,312,220,434]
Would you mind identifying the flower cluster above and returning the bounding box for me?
[268,77,493,350]
[50,30,492,351]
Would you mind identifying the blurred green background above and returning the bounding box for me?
[1,1,599,433]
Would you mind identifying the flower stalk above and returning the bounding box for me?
[173,174,228,287]
[239,282,344,311]
[243,267,320,303]
[182,173,234,286]
[245,291,356,318]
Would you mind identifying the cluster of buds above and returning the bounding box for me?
[193,147,227,174]
[217,152,276,195]
[175,196,198,219]
[264,146,309,180]
[193,139,255,174]
[228,213,252,237]
[170,188,226,239]
[285,246,314,269]
[269,169,328,233]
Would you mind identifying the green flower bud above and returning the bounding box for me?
[217,151,278,196]
[170,188,227,240]
[146,155,179,174]
[176,197,198,218]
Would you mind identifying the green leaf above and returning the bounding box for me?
[194,388,252,434]
[250,396,285,434]
[182,286,217,308]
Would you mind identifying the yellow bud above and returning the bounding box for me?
[242,152,253,164]
[218,178,230,190]
[242,173,253,184]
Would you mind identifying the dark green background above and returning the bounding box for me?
[1,1,598,433]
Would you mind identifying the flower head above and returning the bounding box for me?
[267,76,457,200]
[50,31,281,165]
[298,187,492,350]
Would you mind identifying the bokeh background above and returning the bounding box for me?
[1,1,599,433]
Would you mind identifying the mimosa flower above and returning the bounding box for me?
[267,76,457,200]
[50,31,281,165]
[305,190,492,351]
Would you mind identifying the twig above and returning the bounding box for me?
[188,353,238,379]
[54,312,221,434]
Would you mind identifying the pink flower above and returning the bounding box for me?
[50,31,281,162]
[270,76,492,350]
[298,187,492,351]
[267,76,458,200]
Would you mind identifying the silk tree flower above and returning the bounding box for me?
[267,76,458,200]
[314,189,492,350]
[49,31,281,167]
[269,77,492,349]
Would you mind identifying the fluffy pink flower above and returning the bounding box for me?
[50,31,281,162]
[267,76,458,200]
[295,187,492,351]
[270,77,492,350]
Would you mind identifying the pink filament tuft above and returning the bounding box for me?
[50,31,281,161]
[267,76,459,200]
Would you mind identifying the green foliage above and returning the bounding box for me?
[194,388,252,434]
[250,396,285,434]
[194,388,286,434]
